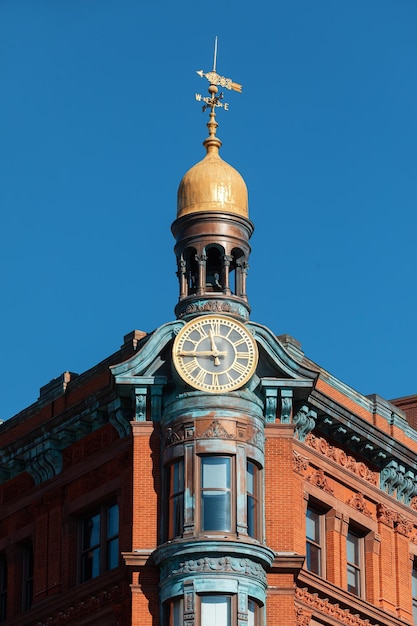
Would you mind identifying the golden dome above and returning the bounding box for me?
[177,134,248,219]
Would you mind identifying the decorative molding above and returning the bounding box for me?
[295,606,312,626]
[293,450,309,476]
[34,585,124,625]
[165,556,266,584]
[199,419,234,440]
[63,424,119,469]
[296,587,371,625]
[306,469,334,495]
[304,433,378,486]
[395,513,413,537]
[346,492,373,518]
[376,503,397,528]
[176,298,250,321]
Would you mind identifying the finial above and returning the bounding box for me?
[195,38,242,146]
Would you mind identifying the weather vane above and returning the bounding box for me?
[195,37,242,114]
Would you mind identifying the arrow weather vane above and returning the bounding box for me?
[195,37,242,114]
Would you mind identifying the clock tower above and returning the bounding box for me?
[112,66,312,625]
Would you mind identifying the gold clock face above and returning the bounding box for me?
[173,315,258,393]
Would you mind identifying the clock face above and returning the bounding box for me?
[173,315,258,393]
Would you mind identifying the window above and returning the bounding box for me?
[21,541,33,611]
[346,528,363,596]
[201,595,231,625]
[81,502,119,582]
[306,506,325,576]
[247,461,259,538]
[201,457,231,532]
[168,460,184,538]
[412,558,417,624]
[0,554,7,622]
[168,594,260,626]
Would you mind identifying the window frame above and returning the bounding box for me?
[168,459,185,539]
[346,527,365,597]
[21,540,33,612]
[412,557,417,625]
[79,501,119,583]
[199,455,234,534]
[305,504,326,577]
[0,553,7,623]
[167,593,261,626]
[246,460,260,539]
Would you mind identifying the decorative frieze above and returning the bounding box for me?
[376,503,415,537]
[304,433,378,486]
[295,587,372,625]
[295,606,312,626]
[163,556,266,584]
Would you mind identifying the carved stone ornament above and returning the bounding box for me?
[305,433,378,486]
[395,513,413,537]
[376,502,397,528]
[35,585,124,625]
[295,606,312,626]
[346,492,373,518]
[176,299,249,320]
[166,556,266,584]
[295,587,372,625]
[306,469,334,495]
[293,450,309,475]
[165,427,183,446]
[199,419,234,440]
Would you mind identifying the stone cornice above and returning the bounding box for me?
[297,570,409,626]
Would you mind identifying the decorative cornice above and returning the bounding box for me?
[304,433,378,486]
[34,584,124,625]
[296,587,371,625]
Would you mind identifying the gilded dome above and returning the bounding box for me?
[177,136,248,219]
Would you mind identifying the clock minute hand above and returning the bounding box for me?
[178,350,227,357]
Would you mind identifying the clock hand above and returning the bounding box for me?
[209,330,221,366]
[178,350,227,357]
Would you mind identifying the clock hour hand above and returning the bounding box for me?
[209,330,221,366]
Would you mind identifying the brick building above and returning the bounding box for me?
[1,76,417,626]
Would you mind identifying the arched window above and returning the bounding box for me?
[205,246,223,292]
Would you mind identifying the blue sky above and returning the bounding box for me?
[1,1,416,420]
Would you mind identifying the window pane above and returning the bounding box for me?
[247,462,255,495]
[306,543,321,575]
[201,596,230,626]
[83,513,100,549]
[347,531,360,565]
[248,599,258,626]
[202,492,231,531]
[347,563,360,595]
[107,504,119,538]
[306,508,320,542]
[107,537,119,570]
[202,458,230,488]
[247,495,256,537]
[171,598,183,626]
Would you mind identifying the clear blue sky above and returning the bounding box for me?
[1,1,416,421]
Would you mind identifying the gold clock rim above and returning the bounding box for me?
[172,315,258,393]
